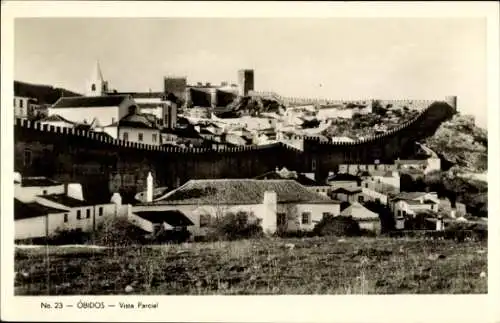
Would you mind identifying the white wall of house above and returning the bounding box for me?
[370,174,400,189]
[48,106,126,127]
[333,192,363,204]
[39,120,75,128]
[119,127,161,145]
[15,215,49,240]
[327,181,360,190]
[36,196,118,231]
[14,183,65,203]
[308,186,332,197]
[100,126,119,139]
[361,188,389,205]
[132,203,263,237]
[15,203,119,240]
[132,200,341,237]
[295,203,341,231]
[392,200,437,220]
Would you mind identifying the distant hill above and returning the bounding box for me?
[423,114,487,173]
[14,81,82,105]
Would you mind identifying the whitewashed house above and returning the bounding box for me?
[48,95,138,128]
[101,112,162,145]
[340,202,381,234]
[390,192,440,229]
[14,173,127,241]
[133,178,342,237]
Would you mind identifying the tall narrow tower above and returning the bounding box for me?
[237,69,254,96]
[86,61,109,96]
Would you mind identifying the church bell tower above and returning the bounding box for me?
[86,61,109,96]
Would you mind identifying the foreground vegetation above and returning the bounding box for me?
[15,237,487,295]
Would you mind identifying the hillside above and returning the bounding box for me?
[423,114,487,172]
[14,80,82,105]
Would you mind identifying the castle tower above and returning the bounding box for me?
[237,69,254,96]
[445,96,457,111]
[86,61,109,97]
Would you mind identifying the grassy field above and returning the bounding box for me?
[14,237,487,295]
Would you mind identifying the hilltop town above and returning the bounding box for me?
[13,64,487,243]
[13,64,488,296]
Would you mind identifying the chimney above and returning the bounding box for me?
[67,183,84,201]
[146,172,153,203]
[110,192,122,206]
[262,191,278,234]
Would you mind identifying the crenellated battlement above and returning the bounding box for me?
[14,98,455,154]
[14,118,287,154]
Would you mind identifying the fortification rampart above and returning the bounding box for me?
[14,99,455,202]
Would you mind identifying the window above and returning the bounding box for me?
[358,195,364,203]
[199,214,210,228]
[301,212,311,225]
[24,149,32,166]
[138,133,144,142]
[152,134,157,143]
[42,190,47,195]
[91,84,96,91]
[112,117,116,124]
[99,207,103,216]
[86,209,91,218]
[311,159,317,171]
[375,198,381,204]
[123,132,129,141]
[77,210,82,220]
[322,212,331,219]
[64,214,68,223]
[277,213,286,227]
[20,99,23,108]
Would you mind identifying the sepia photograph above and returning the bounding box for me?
[1,1,499,322]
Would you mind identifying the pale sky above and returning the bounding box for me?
[15,18,487,127]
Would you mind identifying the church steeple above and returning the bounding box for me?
[86,60,109,96]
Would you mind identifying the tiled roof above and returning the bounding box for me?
[331,187,362,195]
[327,173,361,182]
[145,179,340,206]
[19,177,62,187]
[109,91,165,99]
[39,194,95,207]
[392,192,427,201]
[51,95,129,108]
[340,202,379,220]
[133,210,194,226]
[254,170,320,186]
[119,113,159,129]
[40,114,75,124]
[15,199,68,220]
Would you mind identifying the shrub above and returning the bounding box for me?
[313,214,361,237]
[152,227,192,244]
[206,211,264,241]
[93,216,148,247]
[275,230,316,238]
